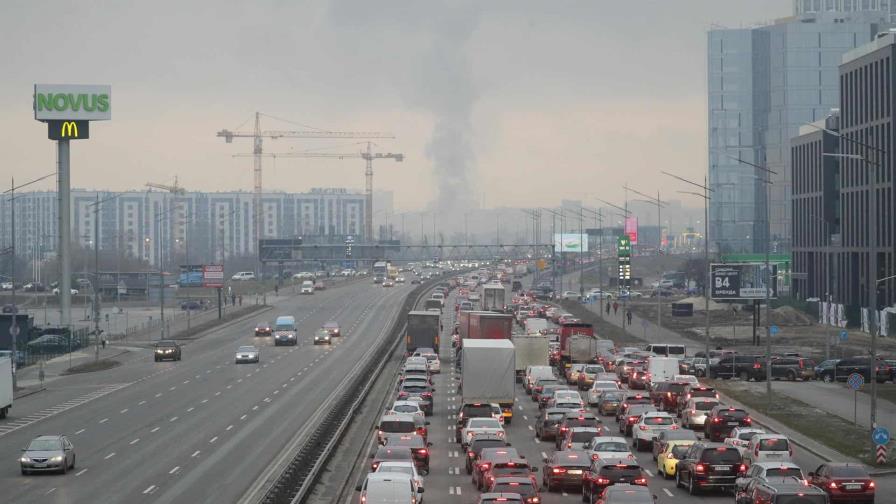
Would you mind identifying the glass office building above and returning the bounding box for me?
[708,9,888,254]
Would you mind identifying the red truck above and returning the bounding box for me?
[457,311,512,349]
[558,322,595,365]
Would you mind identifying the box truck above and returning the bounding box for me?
[460,339,516,423]
[406,311,440,355]
[512,334,550,382]
[457,311,513,349]
[0,357,12,419]
[558,322,595,364]
[482,283,506,312]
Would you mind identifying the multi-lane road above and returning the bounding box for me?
[0,279,415,503]
[345,285,882,504]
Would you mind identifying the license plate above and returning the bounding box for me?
[33,463,47,468]
[844,483,862,490]
[568,469,582,475]
[766,454,782,459]
[713,465,731,471]
[727,421,739,426]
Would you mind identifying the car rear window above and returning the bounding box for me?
[380,421,415,432]
[670,445,690,458]
[376,448,412,460]
[599,464,642,478]
[566,418,600,428]
[571,431,599,442]
[758,438,790,451]
[694,401,718,410]
[463,405,494,417]
[700,448,742,464]
[644,416,674,425]
[593,441,628,452]
[667,383,687,393]
[690,388,715,396]
[556,452,590,466]
[718,409,748,420]
[829,466,869,477]
[491,482,535,496]
[776,496,826,504]
[402,385,428,393]
[765,467,803,478]
[472,440,507,453]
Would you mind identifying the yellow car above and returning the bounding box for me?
[657,439,696,479]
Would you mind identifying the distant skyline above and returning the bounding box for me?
[1,0,790,214]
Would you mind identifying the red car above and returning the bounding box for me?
[809,463,875,504]
[254,321,272,336]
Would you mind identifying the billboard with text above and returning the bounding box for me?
[554,233,589,252]
[710,263,778,300]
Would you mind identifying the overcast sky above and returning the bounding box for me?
[1,0,789,213]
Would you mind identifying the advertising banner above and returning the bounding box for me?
[34,84,111,121]
[710,263,778,300]
[624,216,638,245]
[553,233,589,252]
[202,265,224,288]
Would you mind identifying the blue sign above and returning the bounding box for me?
[873,426,891,446]
[847,372,865,391]
[840,330,848,342]
[770,325,779,336]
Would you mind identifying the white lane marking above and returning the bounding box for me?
[449,487,455,495]
[187,407,194,412]
[142,485,156,495]
[226,425,233,431]
[523,415,528,420]
[170,416,179,422]
[191,451,201,457]
[541,451,547,459]
[169,466,180,474]
[151,427,160,433]
[75,429,85,435]
[644,469,653,477]
[562,491,568,496]
[183,380,190,384]
[76,468,88,476]
[206,370,211,373]
[138,400,146,406]
[252,405,258,411]
[215,391,221,396]
[237,379,243,383]
[226,385,232,389]
[201,399,208,404]
[99,418,108,424]
[169,386,176,391]
[663,488,674,497]
[155,393,163,398]
[528,425,534,431]
[240,414,248,420]
[129,438,140,445]
[120,408,129,414]
[209,436,218,443]
[104,452,116,460]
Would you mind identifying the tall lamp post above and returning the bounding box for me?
[627,186,668,334]
[662,172,713,362]
[542,208,562,297]
[86,193,120,361]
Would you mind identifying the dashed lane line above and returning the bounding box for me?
[0,383,129,438]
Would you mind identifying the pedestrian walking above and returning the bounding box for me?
[605,301,611,315]
[626,309,633,326]
[238,295,243,306]
[231,293,236,306]
[274,284,279,296]
[612,301,619,315]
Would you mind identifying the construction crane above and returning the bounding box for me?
[146,177,188,259]
[236,143,404,240]
[145,176,186,195]
[217,112,393,249]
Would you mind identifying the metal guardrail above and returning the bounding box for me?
[256,279,439,504]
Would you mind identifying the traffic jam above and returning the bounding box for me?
[352,264,873,504]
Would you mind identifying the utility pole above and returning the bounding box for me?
[626,185,669,334]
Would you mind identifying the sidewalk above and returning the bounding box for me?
[13,344,137,396]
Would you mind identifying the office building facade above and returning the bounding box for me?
[708,8,888,254]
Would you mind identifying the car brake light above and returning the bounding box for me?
[417,449,428,455]
[596,477,610,485]
[829,482,838,489]
[744,417,752,425]
[479,463,490,470]
[670,424,680,430]
[552,467,567,474]
[634,477,647,485]
[592,454,599,460]
[713,418,722,423]
[753,363,761,369]
[468,451,475,458]
[739,464,746,473]
[869,481,875,488]
[695,464,706,474]
[639,425,649,431]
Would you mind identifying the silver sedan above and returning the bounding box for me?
[681,398,719,430]
[235,345,260,364]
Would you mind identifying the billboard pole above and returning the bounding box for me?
[58,140,72,331]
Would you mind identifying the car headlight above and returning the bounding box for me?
[50,456,64,462]
[20,456,30,463]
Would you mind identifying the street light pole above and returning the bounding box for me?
[627,185,669,334]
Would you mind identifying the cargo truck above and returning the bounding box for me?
[460,339,516,423]
[568,334,600,364]
[558,322,595,365]
[481,283,506,312]
[523,317,548,335]
[0,357,12,418]
[512,333,550,382]
[456,311,513,349]
[406,311,441,355]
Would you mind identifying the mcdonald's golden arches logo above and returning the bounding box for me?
[47,120,89,140]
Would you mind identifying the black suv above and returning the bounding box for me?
[834,357,891,384]
[582,456,647,502]
[735,477,828,504]
[154,340,182,362]
[709,355,763,380]
[535,407,570,441]
[705,406,753,442]
[675,442,744,495]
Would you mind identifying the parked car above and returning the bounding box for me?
[815,359,841,382]
[709,354,764,381]
[768,356,817,381]
[231,271,256,281]
[834,357,891,384]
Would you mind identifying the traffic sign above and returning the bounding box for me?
[839,329,848,342]
[9,323,19,338]
[847,372,865,390]
[877,444,888,464]
[770,325,779,336]
[873,427,890,446]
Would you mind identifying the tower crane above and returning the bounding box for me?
[235,143,404,241]
[217,112,393,249]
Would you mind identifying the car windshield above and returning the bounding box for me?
[584,365,603,373]
[257,322,269,327]
[380,421,415,432]
[830,466,869,477]
[759,438,790,451]
[601,393,623,401]
[157,341,176,347]
[766,467,803,478]
[701,448,742,464]
[237,346,256,352]
[275,324,293,331]
[27,439,62,451]
[468,418,500,428]
[593,441,628,452]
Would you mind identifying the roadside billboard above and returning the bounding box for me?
[553,233,589,253]
[202,265,225,288]
[34,84,111,121]
[710,263,778,300]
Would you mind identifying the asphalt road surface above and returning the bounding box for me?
[0,279,414,503]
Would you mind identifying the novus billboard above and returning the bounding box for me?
[33,84,111,121]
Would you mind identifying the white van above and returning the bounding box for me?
[273,316,297,346]
[647,356,679,386]
[742,434,793,467]
[357,472,421,503]
[231,271,256,281]
[644,343,686,358]
[300,280,314,294]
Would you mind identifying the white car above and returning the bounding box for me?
[588,380,622,406]
[231,271,256,281]
[235,345,260,364]
[632,411,678,451]
[460,417,505,447]
[374,462,424,496]
[52,287,79,295]
[0,282,12,290]
[551,390,585,410]
[300,280,314,294]
[673,374,699,386]
[412,350,440,373]
[389,400,425,418]
[585,436,633,461]
[396,276,406,283]
[292,272,315,281]
[742,434,793,467]
[724,427,767,454]
[681,398,719,430]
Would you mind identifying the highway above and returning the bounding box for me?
[345,284,867,504]
[0,278,415,503]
